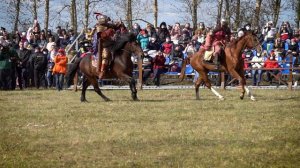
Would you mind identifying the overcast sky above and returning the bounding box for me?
[0,0,296,32]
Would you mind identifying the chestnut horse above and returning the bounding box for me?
[180,31,261,101]
[67,33,143,102]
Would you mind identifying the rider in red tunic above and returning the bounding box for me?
[204,19,231,67]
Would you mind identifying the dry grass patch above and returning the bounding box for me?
[0,89,299,167]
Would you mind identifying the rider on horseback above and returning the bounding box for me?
[204,19,231,68]
[95,13,121,79]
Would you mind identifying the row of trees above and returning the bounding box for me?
[2,0,300,34]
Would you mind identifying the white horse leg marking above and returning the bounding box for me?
[211,88,224,100]
[244,86,256,101]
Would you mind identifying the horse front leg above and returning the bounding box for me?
[228,69,246,100]
[129,78,138,101]
[81,76,90,102]
[200,71,224,100]
[119,74,138,101]
[194,75,203,100]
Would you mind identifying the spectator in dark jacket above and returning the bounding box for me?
[0,44,11,90]
[17,41,31,88]
[147,37,161,51]
[157,22,170,44]
[142,49,153,85]
[131,23,141,36]
[31,46,47,89]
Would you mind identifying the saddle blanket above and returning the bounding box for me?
[204,50,214,61]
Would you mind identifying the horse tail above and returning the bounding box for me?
[179,57,189,82]
[66,57,82,87]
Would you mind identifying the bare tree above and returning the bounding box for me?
[224,0,230,25]
[192,0,198,31]
[44,0,49,31]
[173,0,202,29]
[272,0,281,26]
[217,0,223,24]
[252,0,263,28]
[33,0,38,20]
[234,0,240,30]
[84,0,89,31]
[296,0,300,28]
[14,0,21,32]
[70,0,78,33]
[126,0,133,29]
[153,0,158,28]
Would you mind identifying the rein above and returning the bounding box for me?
[121,48,131,54]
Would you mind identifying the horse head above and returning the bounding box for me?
[113,33,144,58]
[124,34,144,58]
[243,31,262,54]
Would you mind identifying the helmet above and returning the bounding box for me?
[221,19,227,25]
[98,15,108,24]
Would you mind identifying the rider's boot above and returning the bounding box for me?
[213,54,220,70]
[98,63,107,79]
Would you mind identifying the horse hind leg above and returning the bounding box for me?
[91,78,110,102]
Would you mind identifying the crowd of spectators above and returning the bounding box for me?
[0,19,300,90]
[0,20,70,90]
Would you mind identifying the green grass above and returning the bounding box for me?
[0,89,300,167]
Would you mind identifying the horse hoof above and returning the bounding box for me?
[250,96,256,101]
[240,95,244,100]
[219,97,225,101]
[81,99,88,103]
[104,98,111,102]
[133,98,140,101]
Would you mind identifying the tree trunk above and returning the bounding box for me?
[14,0,21,32]
[126,0,132,29]
[44,0,49,32]
[153,0,158,28]
[252,0,263,28]
[33,0,38,20]
[224,0,230,25]
[192,0,198,31]
[272,0,281,27]
[84,0,89,31]
[217,0,223,24]
[70,0,78,34]
[234,0,240,30]
[297,0,300,29]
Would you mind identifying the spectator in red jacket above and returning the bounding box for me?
[161,37,174,56]
[264,53,281,85]
[153,51,166,86]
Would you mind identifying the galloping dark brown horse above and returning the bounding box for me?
[180,31,261,101]
[67,33,144,102]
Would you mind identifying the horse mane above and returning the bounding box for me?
[111,33,136,53]
[227,31,253,47]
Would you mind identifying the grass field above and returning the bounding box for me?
[0,88,300,167]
